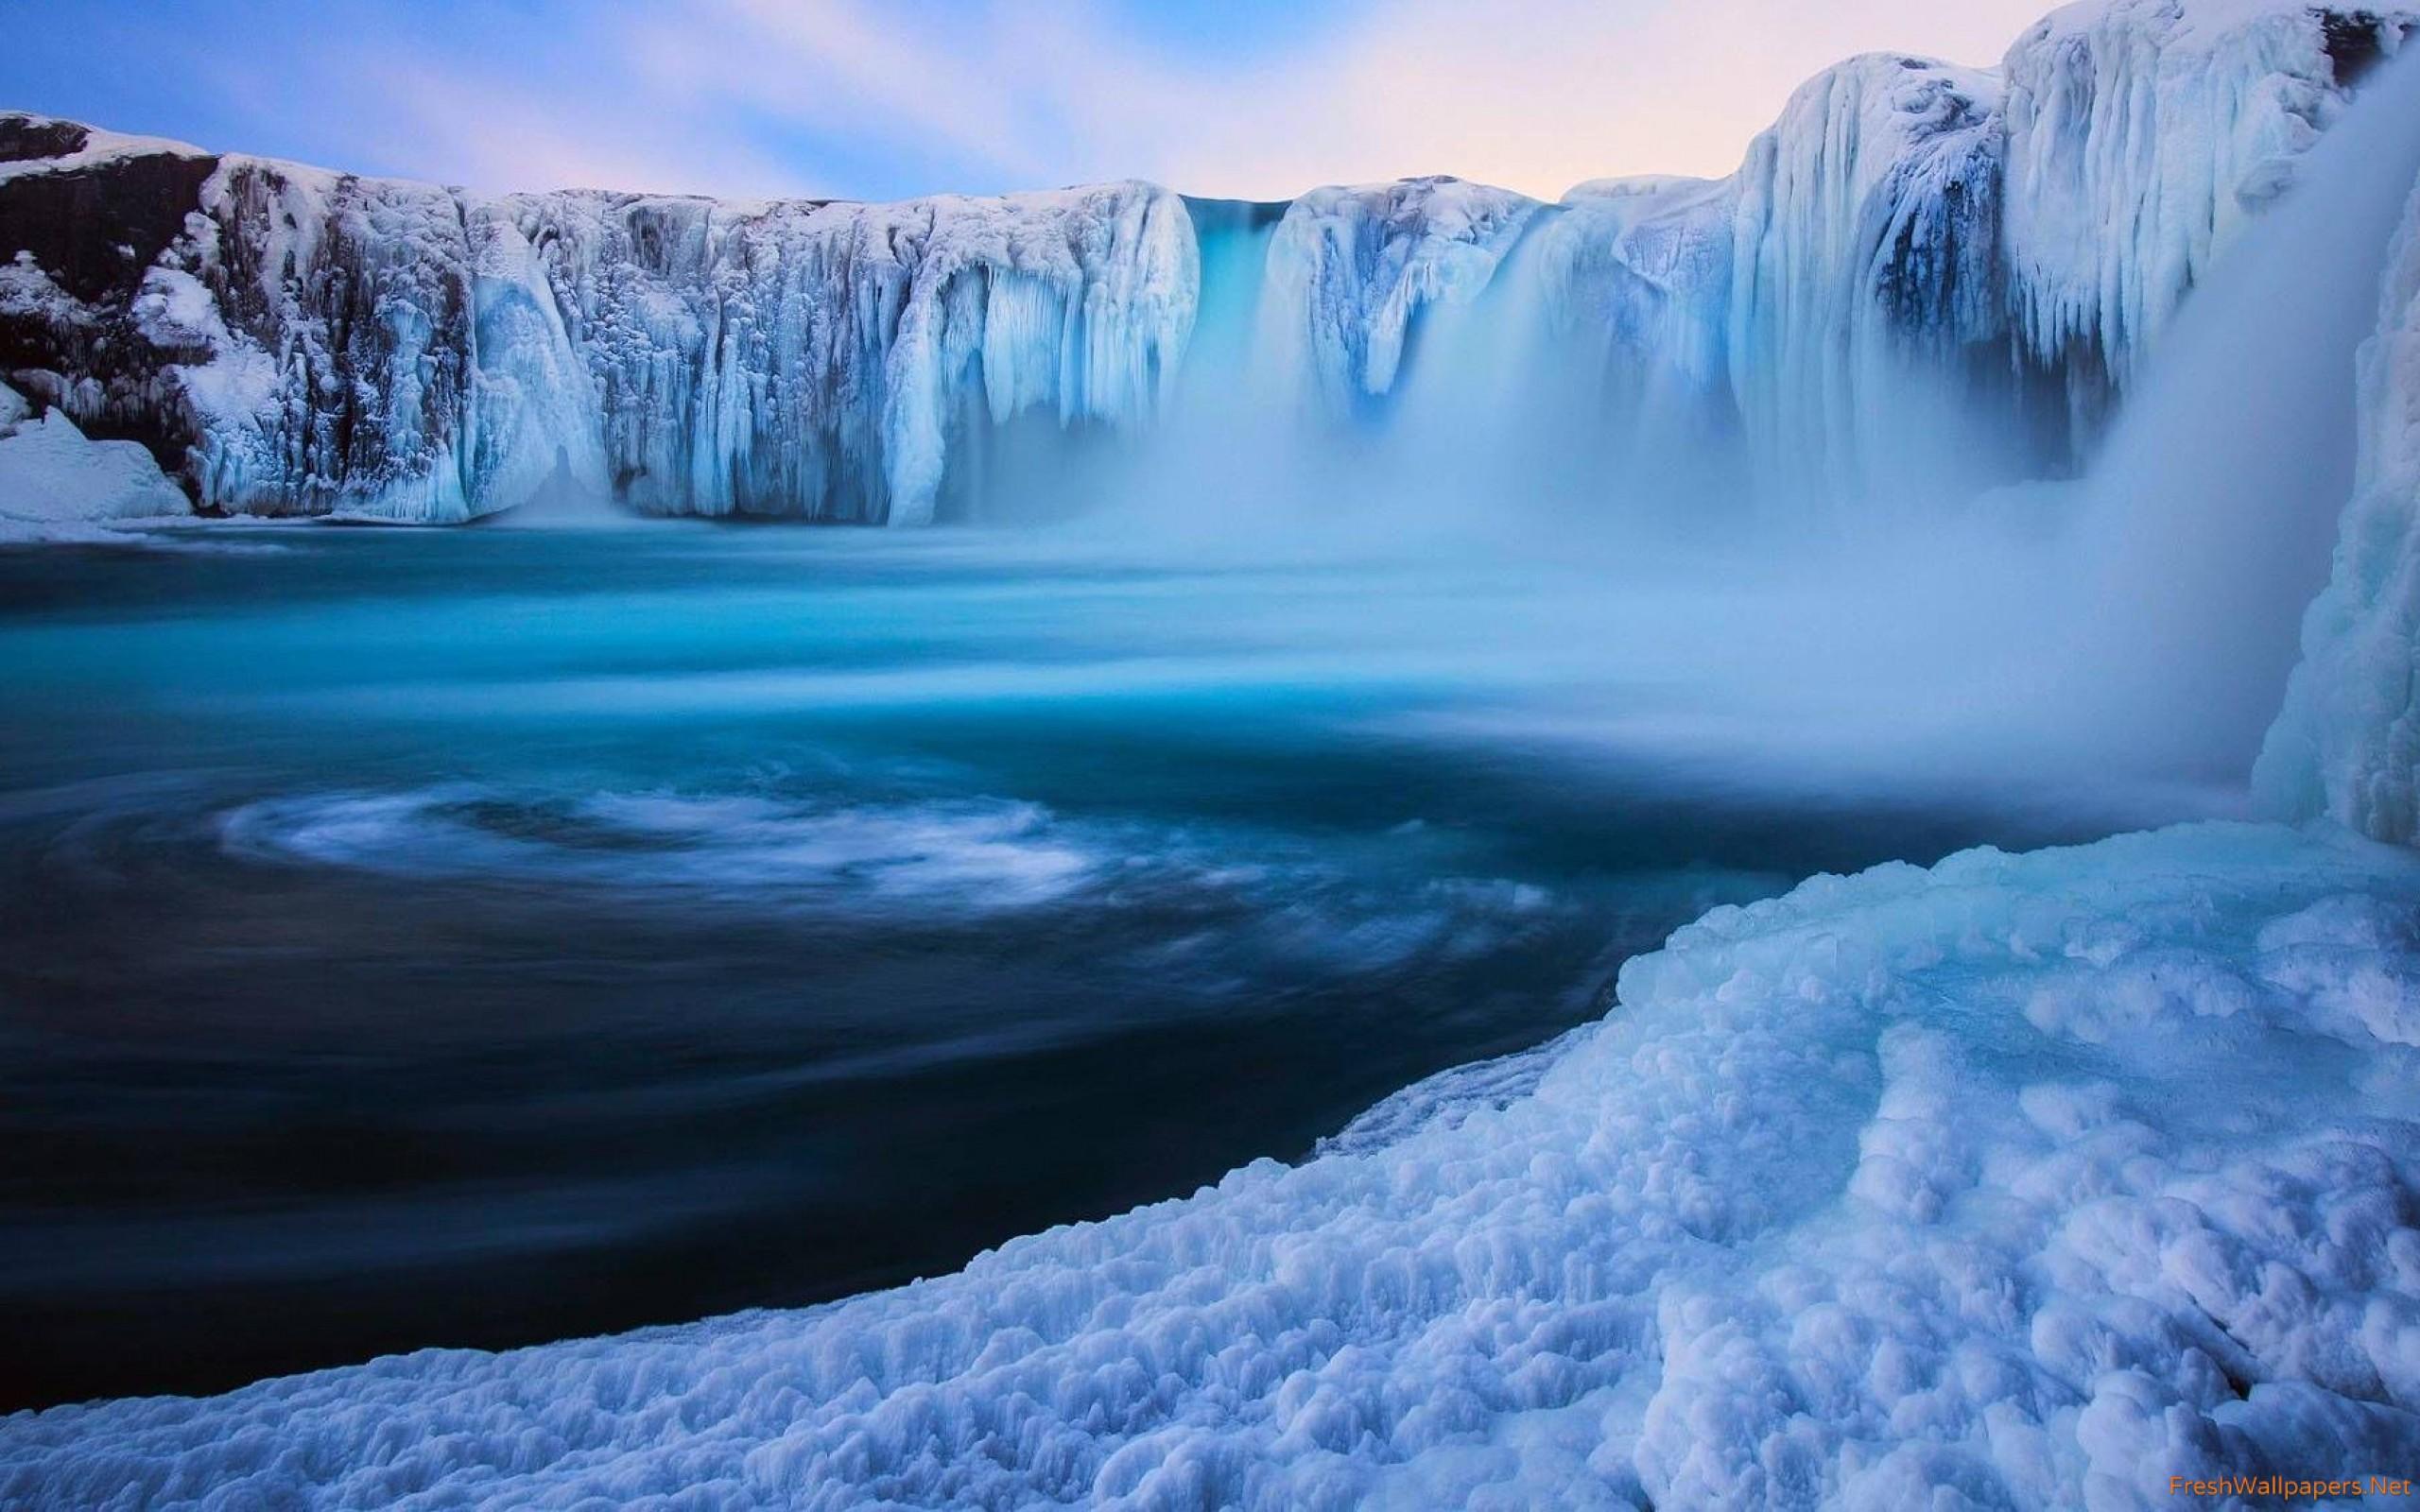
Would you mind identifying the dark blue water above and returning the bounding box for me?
[0,524,2166,1408]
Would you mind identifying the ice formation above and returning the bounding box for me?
[0,378,188,539]
[1257,177,1539,416]
[1236,0,2410,507]
[1725,52,2009,503]
[11,1,2420,1506]
[0,122,1195,524]
[1665,48,2008,494]
[9,822,2420,1508]
[1510,0,2413,507]
[490,182,1196,525]
[2000,0,2393,408]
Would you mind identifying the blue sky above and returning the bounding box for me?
[9,0,2048,201]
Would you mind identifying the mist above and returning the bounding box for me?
[804,50,2415,826]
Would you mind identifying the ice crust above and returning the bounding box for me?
[7,822,2420,1507]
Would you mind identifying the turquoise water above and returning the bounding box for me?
[0,524,2160,1406]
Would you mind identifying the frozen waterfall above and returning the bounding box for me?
[0,0,2406,527]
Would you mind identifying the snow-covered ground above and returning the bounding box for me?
[6,821,2418,1508]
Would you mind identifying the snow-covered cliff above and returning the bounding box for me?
[1258,176,1540,417]
[0,126,1196,524]
[1502,0,2410,507]
[2,0,2406,526]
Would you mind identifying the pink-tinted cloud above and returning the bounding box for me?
[200,0,2063,203]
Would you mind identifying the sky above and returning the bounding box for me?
[9,0,2054,202]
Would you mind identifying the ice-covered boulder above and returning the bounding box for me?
[7,821,2417,1507]
[0,379,189,537]
[0,1,2410,527]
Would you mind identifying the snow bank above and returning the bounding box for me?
[0,379,188,539]
[9,820,2419,1508]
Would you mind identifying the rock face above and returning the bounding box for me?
[0,0,2408,524]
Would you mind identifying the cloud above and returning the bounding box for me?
[141,3,821,199]
[657,0,2052,201]
[1126,0,2055,197]
[104,0,2062,203]
[640,0,1064,185]
[352,51,820,198]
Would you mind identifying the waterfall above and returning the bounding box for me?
[2059,47,2420,777]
